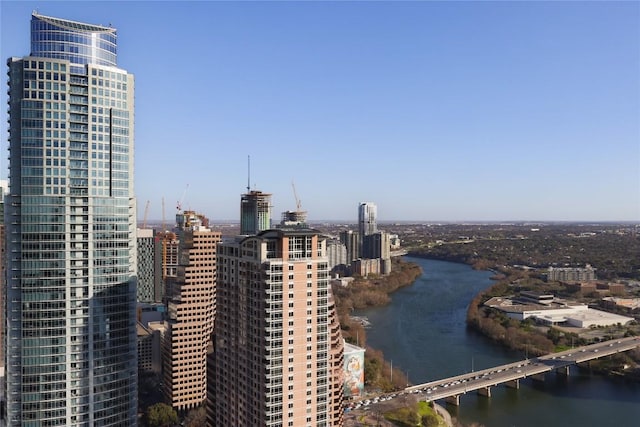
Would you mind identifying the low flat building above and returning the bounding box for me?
[484,297,633,328]
[602,297,640,310]
[565,309,633,328]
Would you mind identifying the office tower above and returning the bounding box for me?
[209,220,344,427]
[5,13,137,426]
[162,211,220,411]
[358,202,377,238]
[240,190,272,235]
[137,228,161,302]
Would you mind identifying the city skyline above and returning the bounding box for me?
[2,1,638,222]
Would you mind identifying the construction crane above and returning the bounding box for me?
[292,180,302,211]
[176,184,189,213]
[142,200,150,229]
[161,197,166,232]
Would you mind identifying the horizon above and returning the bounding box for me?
[141,219,640,226]
[1,1,639,222]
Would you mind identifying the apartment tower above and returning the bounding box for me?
[358,202,377,237]
[5,13,137,425]
[162,211,221,410]
[209,220,344,426]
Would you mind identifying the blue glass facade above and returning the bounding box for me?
[6,13,137,427]
[31,13,117,73]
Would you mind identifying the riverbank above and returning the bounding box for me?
[333,257,423,391]
[356,257,640,427]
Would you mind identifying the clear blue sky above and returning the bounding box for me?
[2,1,639,222]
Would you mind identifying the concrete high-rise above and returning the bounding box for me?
[163,211,221,411]
[5,13,137,426]
[209,223,344,426]
[240,190,272,235]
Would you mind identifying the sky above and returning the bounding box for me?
[1,1,639,223]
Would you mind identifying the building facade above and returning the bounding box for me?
[358,202,377,238]
[325,238,347,272]
[162,212,221,411]
[338,230,360,263]
[0,181,7,377]
[240,190,272,235]
[209,226,344,427]
[5,13,137,426]
[137,228,161,302]
[547,264,597,283]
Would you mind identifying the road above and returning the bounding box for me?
[348,336,639,410]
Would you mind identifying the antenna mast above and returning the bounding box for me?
[247,155,251,192]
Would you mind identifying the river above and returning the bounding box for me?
[355,257,640,427]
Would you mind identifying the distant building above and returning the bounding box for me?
[352,258,382,277]
[484,297,633,327]
[339,230,360,262]
[517,291,555,306]
[137,228,161,302]
[602,297,640,310]
[137,321,167,375]
[598,282,625,296]
[330,276,355,288]
[138,323,164,375]
[389,234,401,250]
[358,202,377,253]
[548,264,596,282]
[158,230,180,297]
[326,237,348,271]
[566,282,597,296]
[137,302,166,325]
[240,190,272,235]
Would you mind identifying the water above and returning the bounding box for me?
[356,257,640,427]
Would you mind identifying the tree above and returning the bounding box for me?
[146,403,178,427]
[421,413,440,427]
[183,406,207,427]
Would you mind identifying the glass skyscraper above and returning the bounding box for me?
[5,13,137,426]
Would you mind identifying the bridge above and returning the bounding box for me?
[350,336,639,410]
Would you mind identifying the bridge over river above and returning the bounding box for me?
[351,336,639,409]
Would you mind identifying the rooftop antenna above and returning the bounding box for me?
[247,155,251,192]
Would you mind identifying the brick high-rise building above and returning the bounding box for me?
[162,211,221,410]
[208,223,344,426]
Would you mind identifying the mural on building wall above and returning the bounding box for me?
[344,352,364,398]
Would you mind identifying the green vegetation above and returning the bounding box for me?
[406,223,640,280]
[144,403,178,427]
[384,401,444,427]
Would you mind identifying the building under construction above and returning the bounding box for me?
[240,190,272,235]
